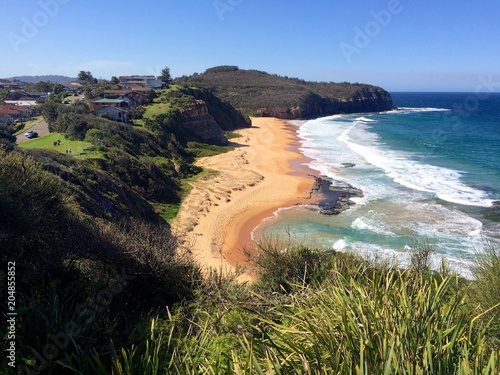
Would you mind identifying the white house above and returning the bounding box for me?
[95,106,129,123]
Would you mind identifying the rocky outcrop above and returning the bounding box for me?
[180,87,251,130]
[310,176,364,215]
[179,67,393,120]
[180,100,228,145]
[258,88,393,119]
[301,88,392,118]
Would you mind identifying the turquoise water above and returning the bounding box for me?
[255,93,500,276]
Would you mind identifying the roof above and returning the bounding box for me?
[92,98,127,104]
[0,106,23,115]
[103,89,146,95]
[119,75,155,79]
[4,100,36,107]
[95,105,128,113]
[0,104,30,113]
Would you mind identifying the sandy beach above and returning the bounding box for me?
[172,117,316,278]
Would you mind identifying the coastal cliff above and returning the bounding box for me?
[147,87,250,146]
[180,100,228,145]
[176,66,393,119]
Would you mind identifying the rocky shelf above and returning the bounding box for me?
[309,175,363,215]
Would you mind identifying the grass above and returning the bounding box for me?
[224,131,242,140]
[103,257,500,374]
[155,202,182,222]
[18,132,103,158]
[153,177,195,222]
[142,101,172,119]
[187,141,234,157]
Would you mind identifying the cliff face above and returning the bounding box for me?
[301,87,392,118]
[258,88,393,119]
[181,87,251,130]
[180,100,228,145]
[179,67,393,119]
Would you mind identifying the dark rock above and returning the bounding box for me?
[309,175,363,215]
[341,163,356,168]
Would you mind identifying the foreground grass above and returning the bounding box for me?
[92,245,500,374]
[102,272,500,374]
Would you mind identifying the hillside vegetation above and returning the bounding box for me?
[1,73,499,374]
[176,65,393,118]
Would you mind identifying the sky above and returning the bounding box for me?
[1,0,500,92]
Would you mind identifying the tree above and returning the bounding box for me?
[26,81,52,93]
[77,70,94,82]
[0,124,16,151]
[159,67,172,86]
[110,76,120,85]
[53,83,64,94]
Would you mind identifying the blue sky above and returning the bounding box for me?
[1,0,499,92]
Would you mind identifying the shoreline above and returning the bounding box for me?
[172,117,318,278]
[226,122,322,253]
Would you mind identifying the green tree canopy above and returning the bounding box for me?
[25,81,52,93]
[53,83,64,94]
[77,70,94,82]
[159,67,172,86]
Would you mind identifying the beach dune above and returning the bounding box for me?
[172,117,315,277]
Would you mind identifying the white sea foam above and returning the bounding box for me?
[385,107,450,114]
[351,217,395,236]
[286,112,496,278]
[355,116,377,122]
[333,239,348,251]
[337,123,494,207]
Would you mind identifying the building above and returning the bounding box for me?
[94,106,129,123]
[91,98,130,111]
[119,75,163,89]
[0,104,32,123]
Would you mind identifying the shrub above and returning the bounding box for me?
[246,235,337,292]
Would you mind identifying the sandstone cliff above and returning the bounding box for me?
[177,66,393,119]
[180,87,251,130]
[180,100,228,145]
[258,87,393,119]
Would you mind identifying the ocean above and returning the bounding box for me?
[255,92,500,277]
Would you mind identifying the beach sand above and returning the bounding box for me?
[172,117,316,279]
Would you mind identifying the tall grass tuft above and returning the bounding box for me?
[87,240,500,374]
[249,268,499,374]
[471,241,500,347]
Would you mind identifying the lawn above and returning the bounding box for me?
[142,101,172,119]
[18,132,102,158]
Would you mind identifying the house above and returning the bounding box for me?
[91,98,130,111]
[102,90,149,105]
[25,92,49,100]
[119,75,163,89]
[95,106,129,123]
[0,104,31,123]
[5,99,37,108]
[62,82,82,92]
